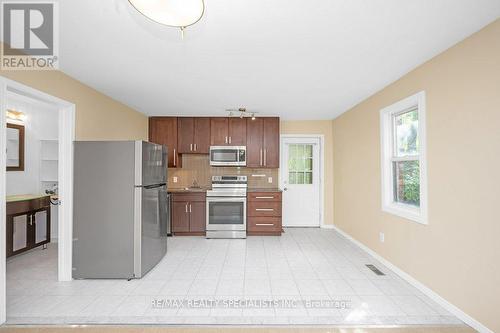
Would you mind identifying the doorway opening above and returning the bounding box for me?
[0,77,75,324]
[280,135,324,228]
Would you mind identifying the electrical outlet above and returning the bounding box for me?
[173,176,178,183]
[268,177,273,184]
[379,232,385,243]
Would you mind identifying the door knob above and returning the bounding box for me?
[283,187,288,191]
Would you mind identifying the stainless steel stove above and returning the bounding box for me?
[206,175,247,239]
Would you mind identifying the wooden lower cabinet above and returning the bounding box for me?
[172,201,190,233]
[171,192,206,235]
[247,191,282,236]
[189,201,206,233]
[6,196,51,258]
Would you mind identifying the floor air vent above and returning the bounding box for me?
[366,264,385,276]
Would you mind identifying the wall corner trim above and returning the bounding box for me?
[330,224,493,333]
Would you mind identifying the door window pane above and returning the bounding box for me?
[305,158,312,171]
[288,144,313,185]
[395,108,419,157]
[393,160,420,206]
[304,172,312,184]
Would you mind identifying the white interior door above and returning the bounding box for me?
[281,137,321,227]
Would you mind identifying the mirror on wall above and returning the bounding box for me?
[6,123,25,171]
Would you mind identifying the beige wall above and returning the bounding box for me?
[281,120,334,226]
[0,68,147,140]
[332,19,500,332]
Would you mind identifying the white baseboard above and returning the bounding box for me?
[320,224,335,229]
[331,224,492,333]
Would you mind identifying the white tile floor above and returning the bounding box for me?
[6,228,465,326]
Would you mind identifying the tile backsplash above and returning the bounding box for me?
[168,155,279,189]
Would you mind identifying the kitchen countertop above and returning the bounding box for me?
[6,194,51,203]
[168,187,210,193]
[247,188,283,192]
[168,187,282,193]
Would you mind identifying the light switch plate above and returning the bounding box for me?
[173,176,178,183]
[268,177,273,184]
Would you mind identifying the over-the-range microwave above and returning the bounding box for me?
[209,146,246,166]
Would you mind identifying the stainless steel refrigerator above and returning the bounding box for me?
[73,141,168,279]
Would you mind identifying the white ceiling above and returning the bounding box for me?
[58,0,500,119]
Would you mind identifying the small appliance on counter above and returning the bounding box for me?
[73,141,168,279]
[206,175,247,239]
[209,146,246,166]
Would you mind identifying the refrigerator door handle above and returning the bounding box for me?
[158,188,168,237]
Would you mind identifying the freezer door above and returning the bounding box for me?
[136,141,167,186]
[134,184,168,278]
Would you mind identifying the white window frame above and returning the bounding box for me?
[380,91,428,225]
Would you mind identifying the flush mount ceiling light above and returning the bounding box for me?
[128,0,205,38]
[226,108,258,120]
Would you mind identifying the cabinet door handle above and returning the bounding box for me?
[256,196,274,199]
[256,223,274,226]
[256,208,274,211]
[189,204,192,213]
[264,149,267,166]
[190,143,193,151]
[229,136,232,144]
[260,149,263,166]
[173,149,177,166]
[185,204,188,213]
[225,136,228,144]
[194,144,197,151]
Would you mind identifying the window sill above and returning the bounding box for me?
[382,202,427,225]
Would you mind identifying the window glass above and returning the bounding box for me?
[395,108,419,157]
[392,160,420,206]
[288,144,313,185]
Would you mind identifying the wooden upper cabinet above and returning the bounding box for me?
[149,117,180,168]
[177,117,210,154]
[193,117,210,153]
[246,117,279,168]
[246,118,264,167]
[210,117,247,146]
[210,118,229,146]
[177,117,194,154]
[228,118,247,146]
[263,117,280,168]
